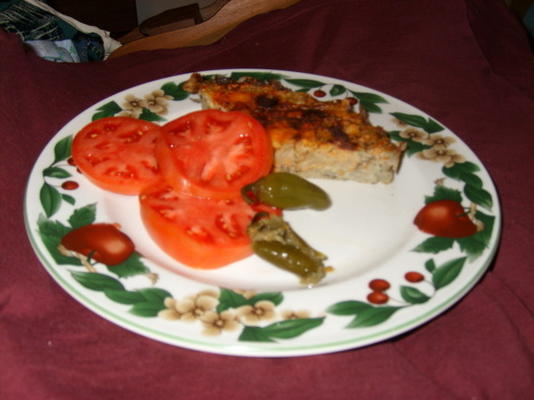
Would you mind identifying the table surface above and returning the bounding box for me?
[1,0,533,399]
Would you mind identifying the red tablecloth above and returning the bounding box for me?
[1,0,533,399]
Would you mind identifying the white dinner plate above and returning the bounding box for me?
[24,69,501,357]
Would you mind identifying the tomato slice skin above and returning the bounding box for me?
[139,181,257,269]
[72,117,162,195]
[156,110,273,199]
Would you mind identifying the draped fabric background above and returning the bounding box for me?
[1,0,533,399]
[0,0,120,61]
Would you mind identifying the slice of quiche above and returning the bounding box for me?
[183,73,404,184]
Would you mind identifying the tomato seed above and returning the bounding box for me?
[103,123,118,132]
[215,214,241,238]
[186,225,212,242]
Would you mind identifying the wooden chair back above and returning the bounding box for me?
[109,0,302,58]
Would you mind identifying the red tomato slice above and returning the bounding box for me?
[156,109,273,199]
[139,181,256,269]
[72,117,162,195]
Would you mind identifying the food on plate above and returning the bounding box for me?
[242,172,331,210]
[139,181,258,269]
[247,212,328,286]
[70,109,331,280]
[156,109,273,200]
[71,117,162,195]
[59,223,135,266]
[184,73,404,184]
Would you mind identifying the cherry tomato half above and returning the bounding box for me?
[139,181,257,269]
[72,117,162,195]
[155,110,273,199]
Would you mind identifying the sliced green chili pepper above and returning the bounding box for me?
[242,172,331,210]
[247,213,328,286]
[252,241,326,286]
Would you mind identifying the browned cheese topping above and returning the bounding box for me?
[184,73,405,184]
[184,73,397,153]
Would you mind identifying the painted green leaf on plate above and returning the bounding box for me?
[327,301,402,328]
[161,81,189,100]
[239,318,324,342]
[425,186,463,204]
[460,173,484,189]
[37,215,81,265]
[92,101,121,120]
[358,101,382,113]
[413,236,455,253]
[67,203,97,229]
[400,286,431,304]
[130,302,166,317]
[431,257,467,290]
[329,84,346,96]
[425,258,437,273]
[442,161,480,179]
[326,300,372,316]
[40,183,62,218]
[464,184,493,210]
[139,108,166,122]
[248,292,284,307]
[104,289,146,304]
[217,289,284,313]
[71,271,125,291]
[350,91,388,114]
[136,287,172,304]
[284,78,324,89]
[106,252,150,278]
[231,71,286,81]
[456,211,495,260]
[350,91,388,104]
[53,135,72,163]
[43,166,71,179]
[346,306,402,328]
[104,286,171,315]
[388,130,431,155]
[61,193,75,205]
[216,289,250,312]
[390,112,443,133]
